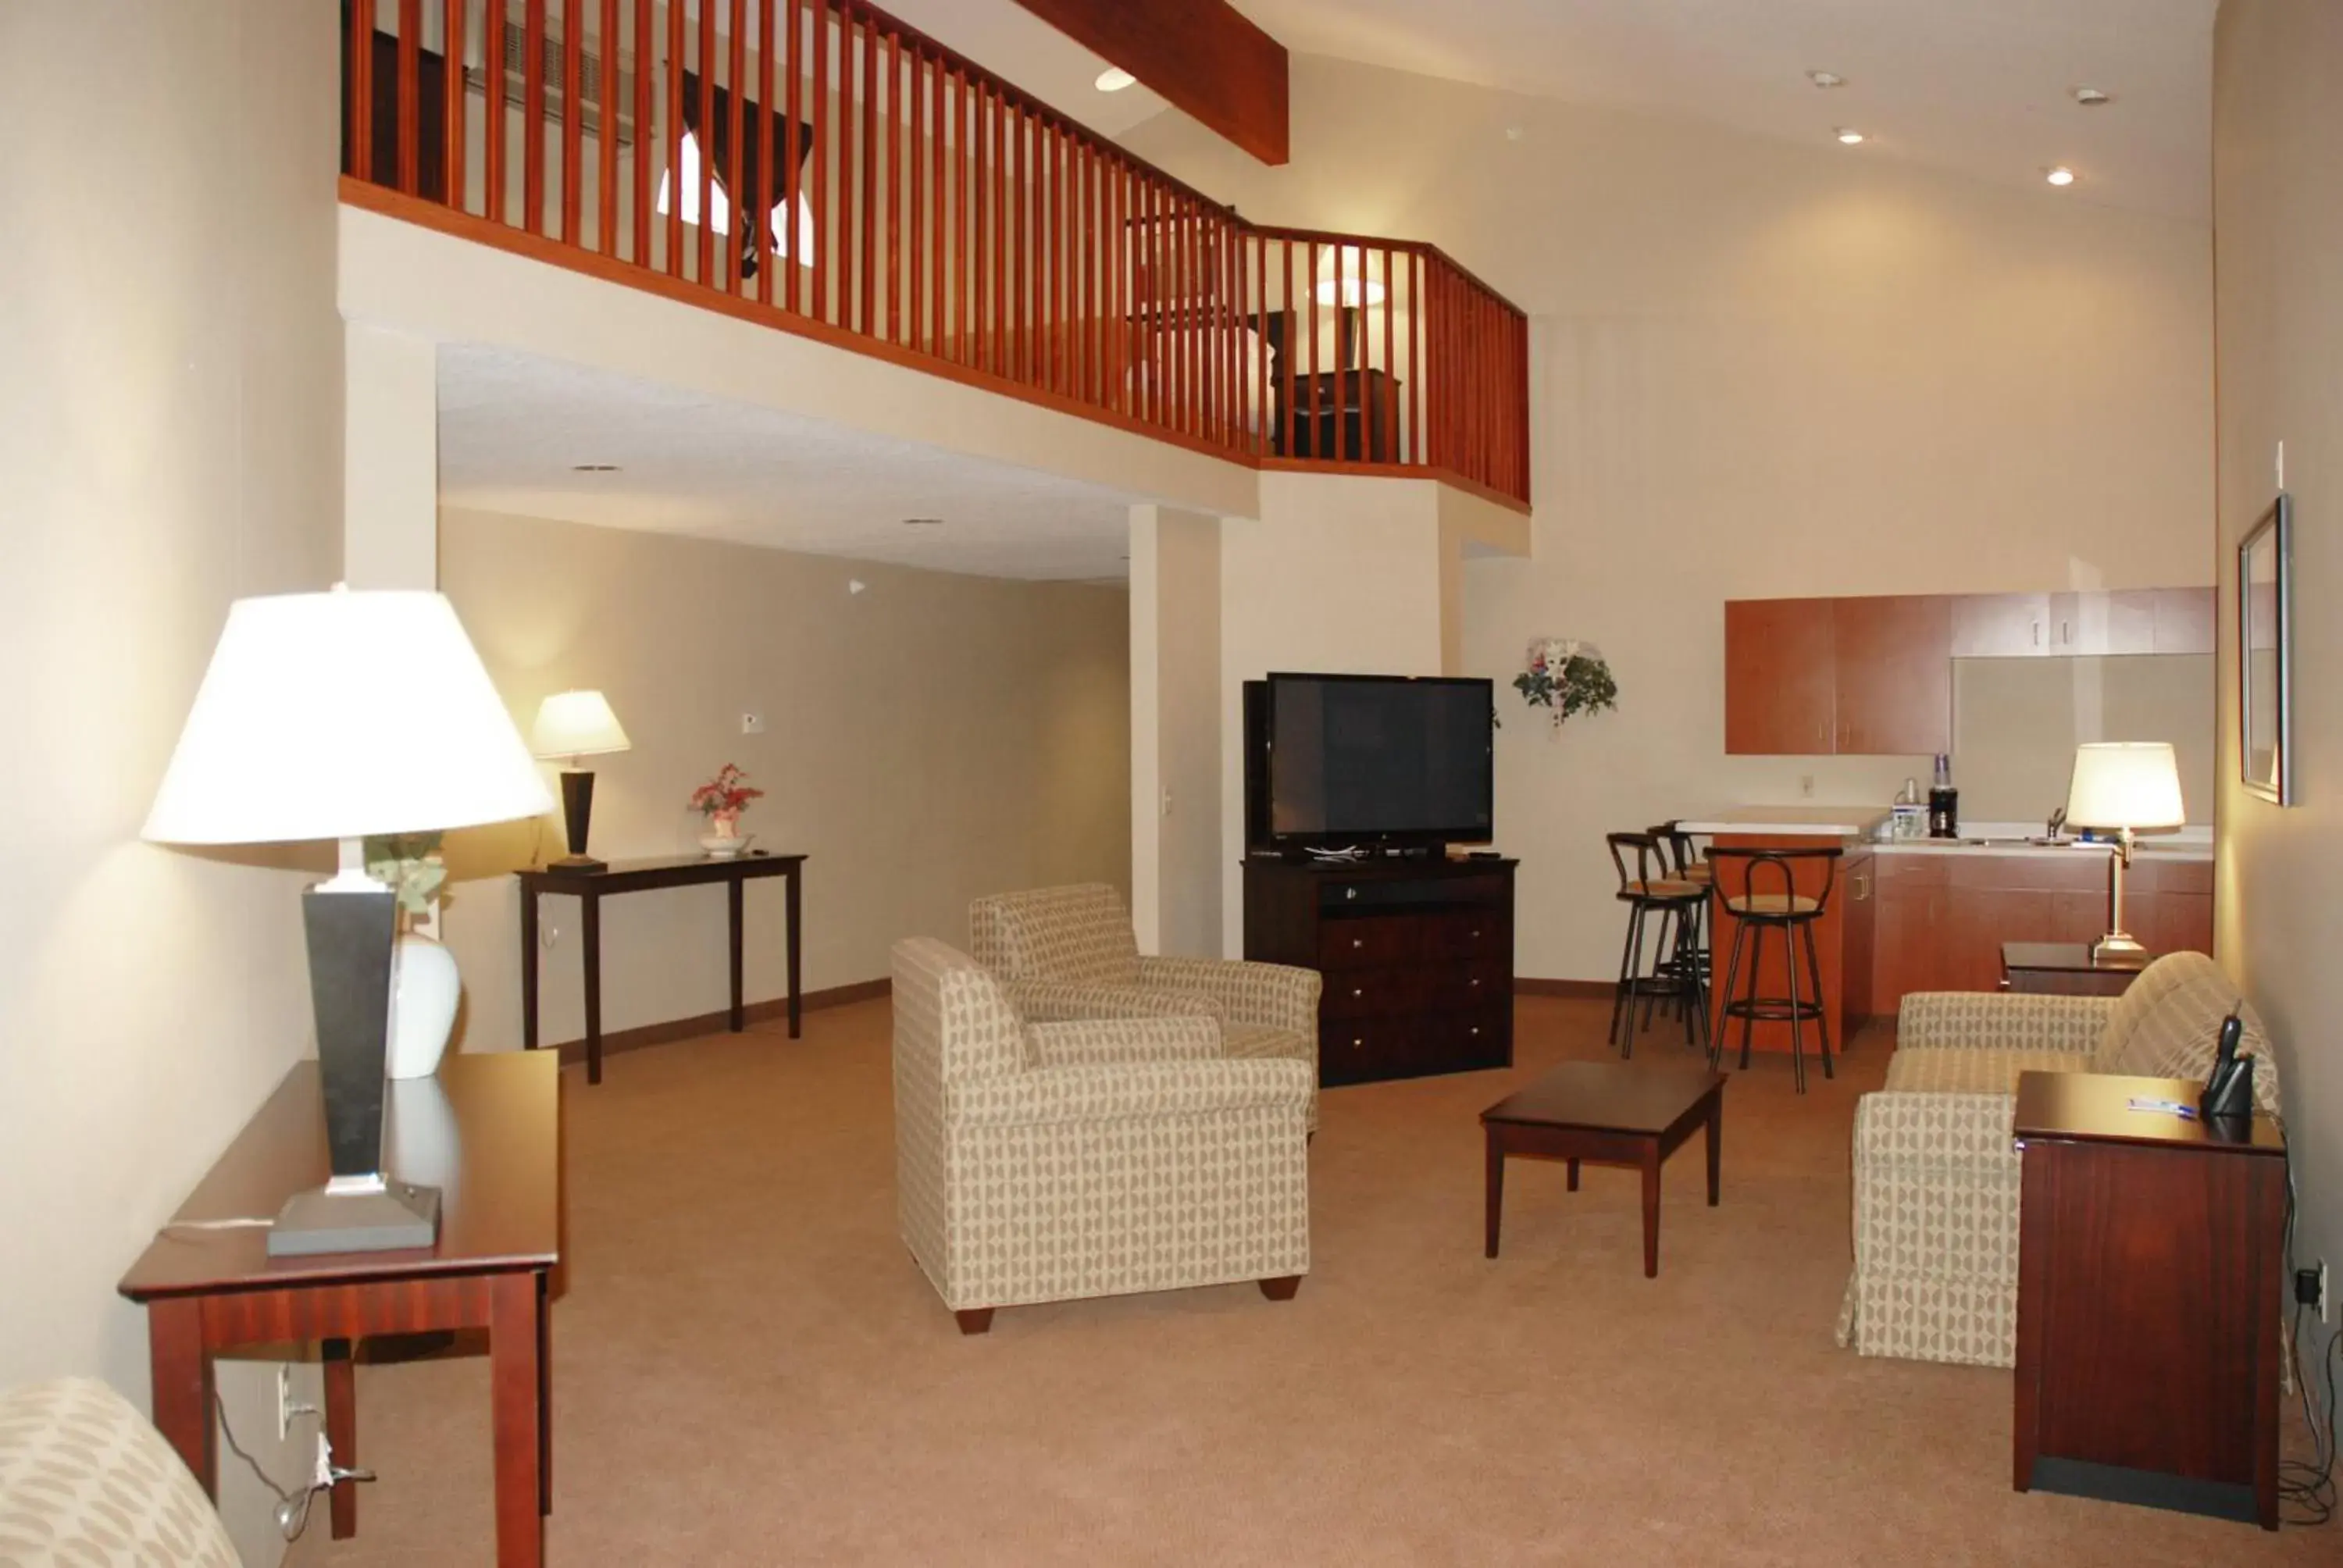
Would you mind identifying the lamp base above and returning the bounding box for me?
[548,853,607,871]
[266,1177,441,1257]
[2090,932,2149,964]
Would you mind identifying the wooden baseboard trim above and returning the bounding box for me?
[547,978,891,1067]
[1514,978,1615,1001]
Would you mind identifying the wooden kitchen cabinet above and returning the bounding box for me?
[1947,587,2214,659]
[1724,597,1837,754]
[1832,596,1952,755]
[1842,850,1878,1029]
[2152,587,2218,654]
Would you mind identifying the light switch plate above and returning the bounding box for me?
[741,712,765,735]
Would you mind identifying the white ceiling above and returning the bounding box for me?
[437,345,1137,582]
[1232,0,2218,219]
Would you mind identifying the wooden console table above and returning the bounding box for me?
[2012,1070,2285,1529]
[2002,940,2152,996]
[519,852,804,1084]
[119,1053,561,1566]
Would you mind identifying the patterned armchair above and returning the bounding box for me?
[968,884,1321,1127]
[0,1377,238,1566]
[891,937,1313,1334]
[1837,951,2282,1367]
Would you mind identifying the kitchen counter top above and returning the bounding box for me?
[1872,838,2213,862]
[1677,806,1888,837]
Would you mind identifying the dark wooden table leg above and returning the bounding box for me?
[1483,1130,1504,1259]
[489,1273,546,1566]
[727,875,745,1033]
[1706,1094,1723,1206]
[1640,1144,1662,1278]
[581,889,602,1085]
[1567,1158,1580,1192]
[537,1270,552,1516]
[323,1338,358,1538]
[146,1299,214,1498]
[519,887,539,1053]
[786,863,802,1039]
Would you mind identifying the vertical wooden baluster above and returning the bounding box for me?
[1179,198,1194,437]
[783,0,803,312]
[522,0,544,233]
[810,0,827,319]
[955,69,969,368]
[858,9,876,337]
[349,0,376,182]
[886,29,900,344]
[696,0,715,284]
[561,0,582,244]
[1307,238,1323,457]
[444,0,465,210]
[1280,237,1296,456]
[483,0,504,218]
[725,0,745,290]
[969,78,983,371]
[1012,104,1028,385]
[1107,155,1123,415]
[663,0,683,272]
[1043,122,1057,395]
[1250,233,1264,454]
[1407,250,1422,466]
[909,42,924,347]
[839,10,858,330]
[930,48,946,355]
[398,0,421,194]
[1378,245,1395,462]
[1141,178,1159,426]
[633,0,652,264]
[595,0,616,247]
[1060,130,1074,400]
[991,86,1006,380]
[756,0,776,302]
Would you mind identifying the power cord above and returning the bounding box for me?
[2278,1139,2338,1527]
[213,1391,315,1541]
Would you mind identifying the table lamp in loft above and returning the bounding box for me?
[530,689,630,870]
[143,587,551,1257]
[2063,741,2187,962]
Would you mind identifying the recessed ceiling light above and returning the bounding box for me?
[2073,87,2112,107]
[1835,127,1866,145]
[903,516,944,527]
[1095,67,1136,93]
[570,463,620,472]
[1807,70,1846,89]
[2045,166,2077,187]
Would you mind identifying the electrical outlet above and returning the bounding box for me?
[1160,786,1173,818]
[276,1363,294,1441]
[1799,775,1815,799]
[740,712,765,736]
[2323,1260,2332,1324]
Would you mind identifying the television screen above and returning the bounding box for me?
[1256,674,1493,847]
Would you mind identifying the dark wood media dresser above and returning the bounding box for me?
[1243,856,1517,1085]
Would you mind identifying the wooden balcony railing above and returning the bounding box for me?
[341,0,1531,509]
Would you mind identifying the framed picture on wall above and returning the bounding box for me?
[2238,493,2294,804]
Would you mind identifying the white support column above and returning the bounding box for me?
[343,321,440,590]
[1129,504,1224,957]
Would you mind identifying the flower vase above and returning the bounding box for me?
[698,810,751,857]
[386,933,460,1079]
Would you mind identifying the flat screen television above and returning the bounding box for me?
[1244,673,1494,853]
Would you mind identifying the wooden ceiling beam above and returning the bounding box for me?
[1007,0,1289,165]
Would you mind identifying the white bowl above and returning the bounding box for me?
[698,832,753,858]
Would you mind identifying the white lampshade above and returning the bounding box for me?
[1313,244,1390,308]
[530,690,632,760]
[2064,742,2185,832]
[144,589,553,845]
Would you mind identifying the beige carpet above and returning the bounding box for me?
[283,995,2324,1566]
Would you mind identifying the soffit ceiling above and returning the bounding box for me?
[1231,0,2216,219]
[437,345,1136,582]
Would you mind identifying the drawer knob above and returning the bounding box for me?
[1470,978,1482,989]
[1345,888,1357,900]
[1470,928,1482,939]
[1350,1038,1363,1049]
[1469,1025,1481,1036]
[1351,938,1363,950]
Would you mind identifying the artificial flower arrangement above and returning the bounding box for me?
[689,763,765,836]
[1512,637,1619,731]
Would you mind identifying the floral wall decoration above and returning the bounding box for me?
[1513,638,1619,732]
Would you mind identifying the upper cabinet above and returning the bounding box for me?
[1723,595,1950,757]
[1725,586,2213,755]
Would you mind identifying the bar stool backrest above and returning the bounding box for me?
[1708,845,1842,918]
[1645,821,1705,878]
[1606,831,1678,898]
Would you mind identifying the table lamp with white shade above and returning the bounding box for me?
[2063,741,2187,962]
[144,587,551,1256]
[530,689,631,870]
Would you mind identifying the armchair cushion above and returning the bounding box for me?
[1029,1016,1224,1067]
[2093,950,2281,1117]
[1894,991,2113,1055]
[0,1377,238,1568]
[1136,954,1321,1035]
[1880,1046,2093,1096]
[947,1059,1314,1128]
[997,978,1220,1025]
[968,884,1141,985]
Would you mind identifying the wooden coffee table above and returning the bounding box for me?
[1481,1061,1725,1277]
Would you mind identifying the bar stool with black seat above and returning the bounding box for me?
[1709,846,1841,1093]
[1646,821,1713,1003]
[1605,832,1710,1055]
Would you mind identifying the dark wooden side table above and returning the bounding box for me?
[519,852,804,1084]
[2012,1071,2286,1530]
[119,1053,562,1566]
[1481,1061,1724,1278]
[2002,941,2153,996]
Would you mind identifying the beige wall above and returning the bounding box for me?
[437,508,1130,1048]
[0,2,344,1561]
[1129,506,1225,957]
[1952,655,2216,824]
[2213,0,2341,1337]
[1128,56,2216,981]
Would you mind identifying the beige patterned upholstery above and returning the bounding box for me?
[891,938,1311,1321]
[1838,953,2283,1368]
[969,884,1321,1127]
[0,1377,237,1567]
